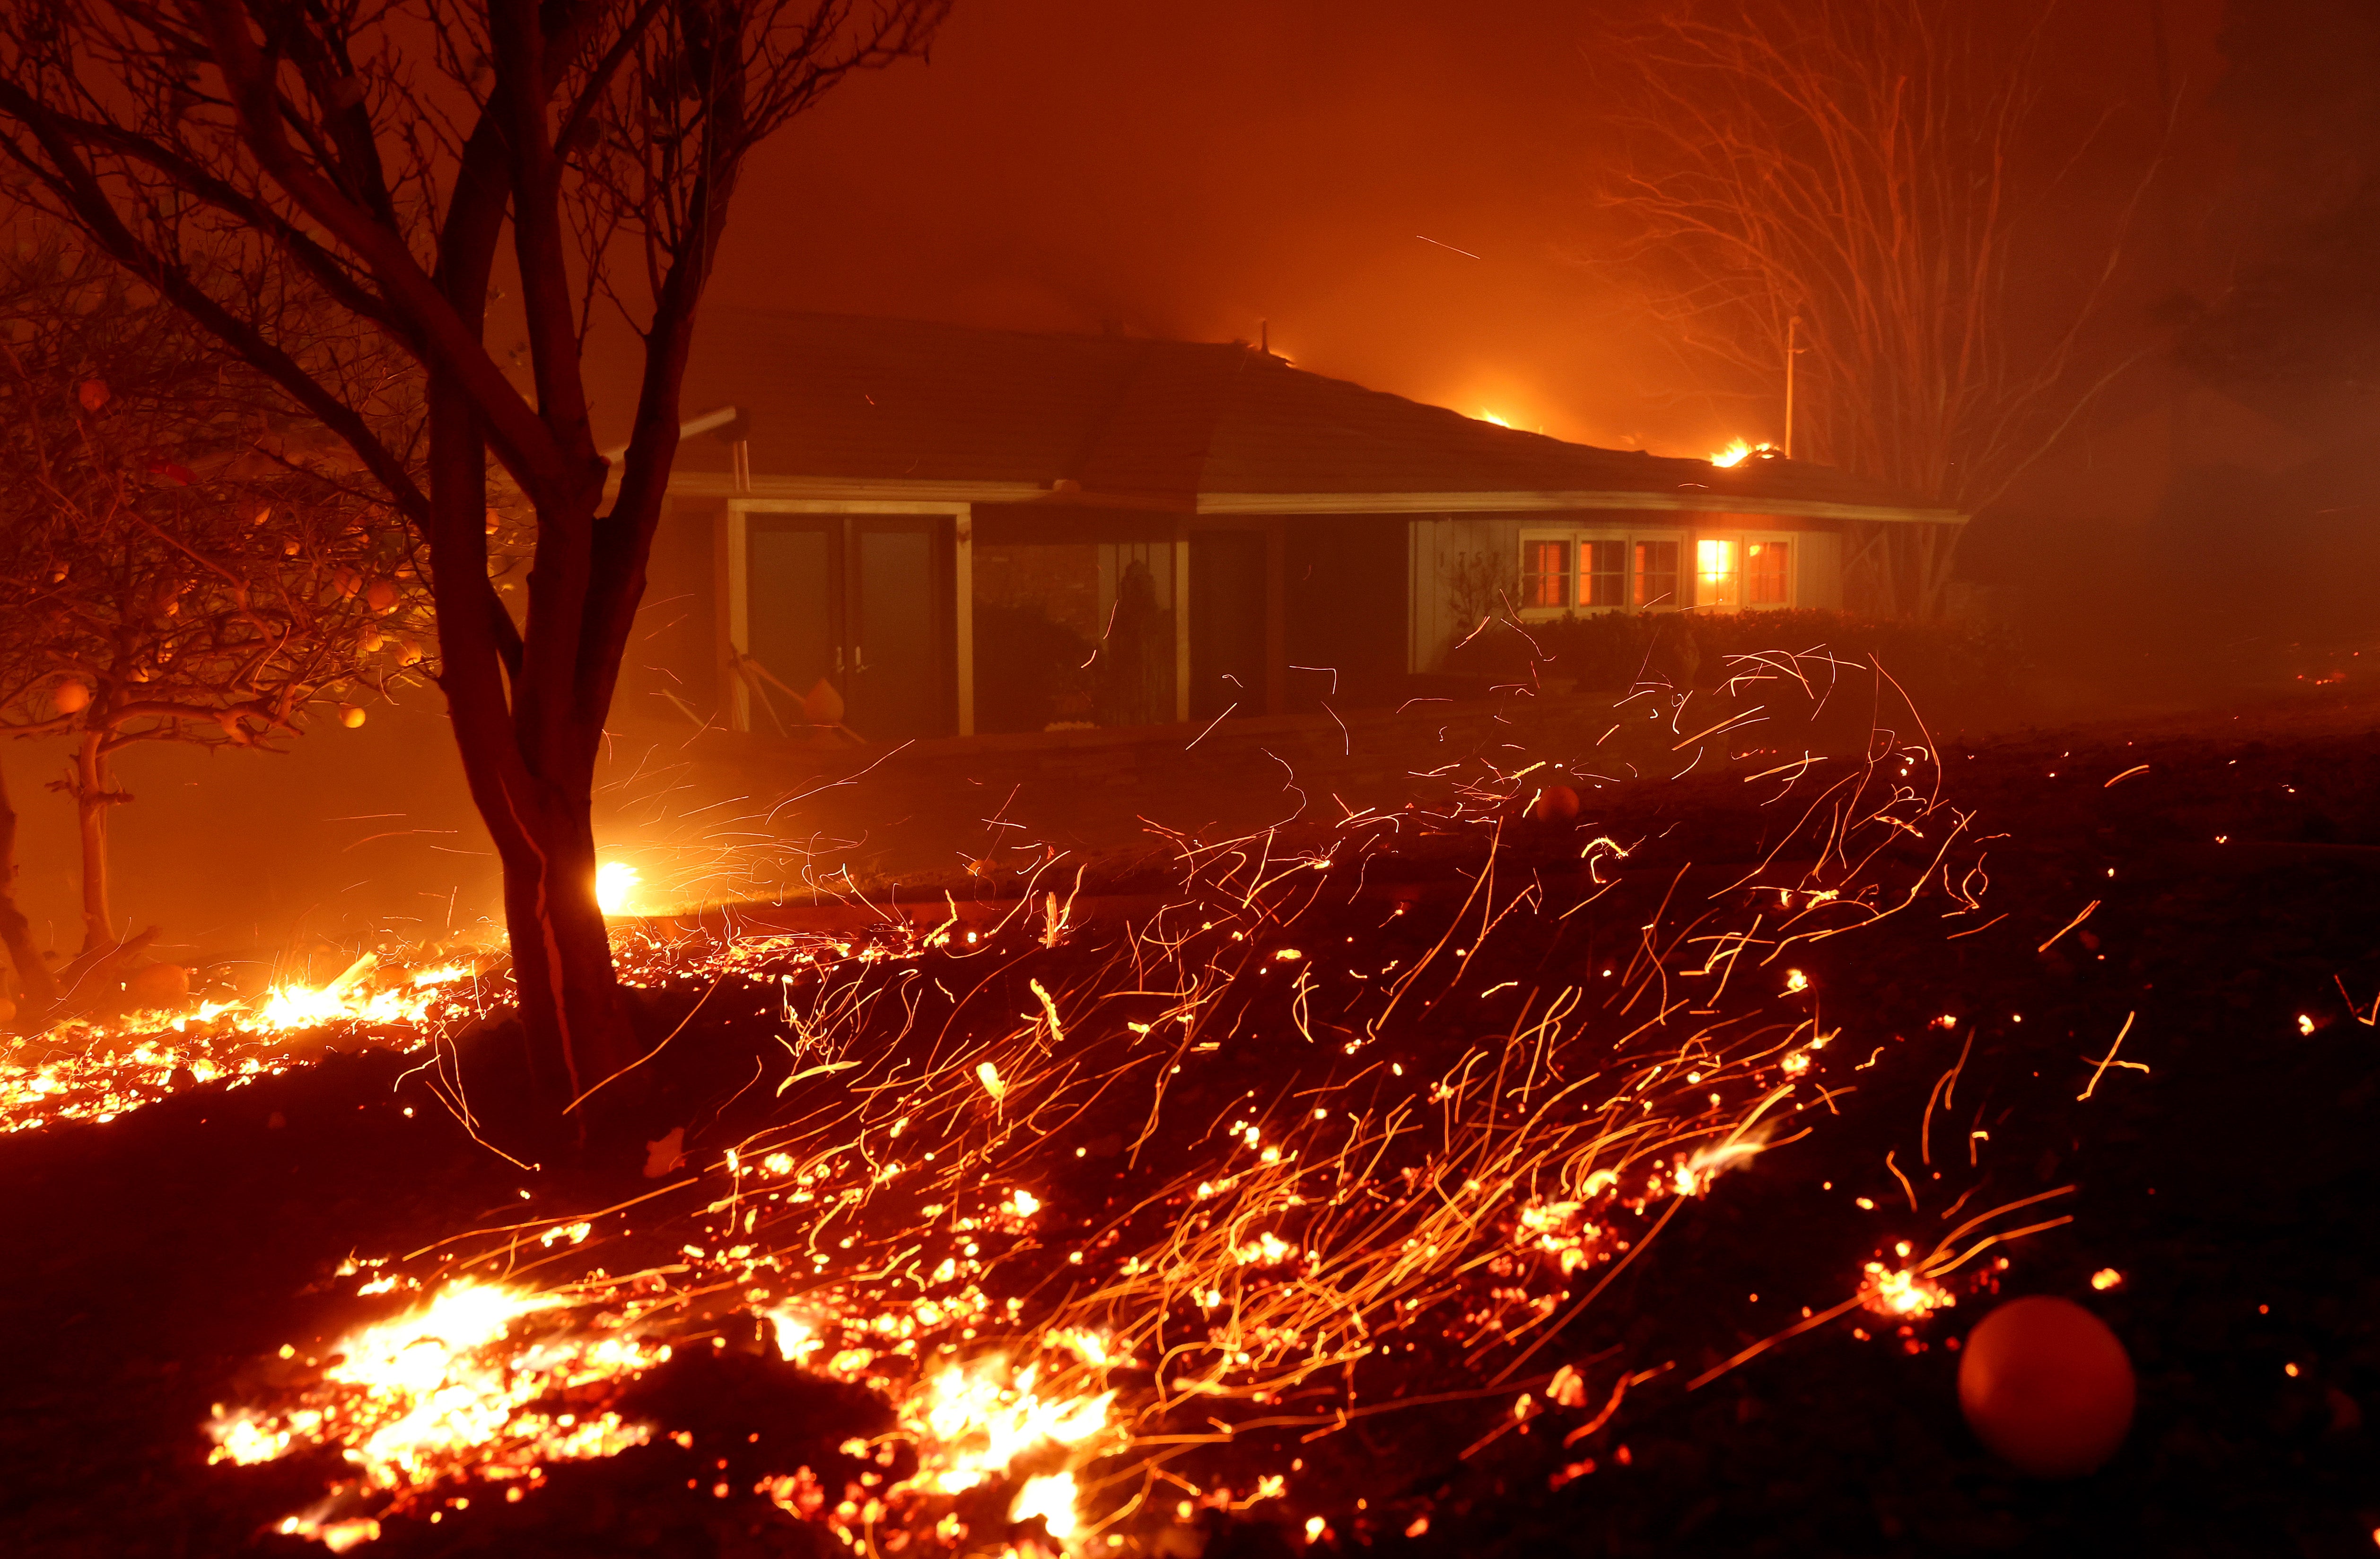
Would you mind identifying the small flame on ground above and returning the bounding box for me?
[1013,1471,1081,1540]
[210,1277,667,1531]
[172,648,2053,1552]
[2,952,489,1135]
[596,861,641,917]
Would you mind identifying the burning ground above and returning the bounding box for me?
[2,658,2378,1557]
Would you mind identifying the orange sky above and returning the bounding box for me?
[700,0,2225,461]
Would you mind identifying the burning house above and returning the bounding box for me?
[621,310,1965,744]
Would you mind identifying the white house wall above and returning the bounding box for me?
[1407,514,1854,674]
[1798,528,1844,609]
[1407,515,1522,674]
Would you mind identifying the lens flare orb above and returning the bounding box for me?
[1957,1295,2135,1477]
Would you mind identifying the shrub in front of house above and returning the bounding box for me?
[972,602,1096,734]
[1442,608,2022,702]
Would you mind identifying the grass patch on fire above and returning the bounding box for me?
[4,664,2378,1557]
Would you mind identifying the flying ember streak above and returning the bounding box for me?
[167,650,2071,1551]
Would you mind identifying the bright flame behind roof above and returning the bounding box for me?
[1709,438,1776,468]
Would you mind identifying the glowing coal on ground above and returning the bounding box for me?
[23,651,2086,1553]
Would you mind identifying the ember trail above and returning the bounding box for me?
[137,655,2054,1554]
[0,0,2370,1549]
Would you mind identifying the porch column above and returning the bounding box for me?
[717,502,750,733]
[1172,524,1191,724]
[1264,519,1286,716]
[954,508,975,736]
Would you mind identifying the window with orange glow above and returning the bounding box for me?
[1633,541,1679,609]
[1521,539,1570,609]
[1747,540,1789,606]
[1696,538,1739,609]
[1583,540,1626,607]
[1513,532,1683,614]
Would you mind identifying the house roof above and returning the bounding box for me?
[633,308,1963,524]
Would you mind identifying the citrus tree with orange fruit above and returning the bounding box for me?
[0,234,425,990]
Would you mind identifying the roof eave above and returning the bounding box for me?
[645,472,1963,525]
[1192,489,1967,524]
[664,471,1207,512]
[662,472,1051,505]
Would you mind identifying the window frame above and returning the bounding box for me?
[1516,534,1575,612]
[1692,528,1799,612]
[1514,524,1691,620]
[1741,532,1796,610]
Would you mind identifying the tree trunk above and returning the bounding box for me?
[490,777,631,1110]
[73,730,113,954]
[422,351,635,1119]
[0,754,58,1009]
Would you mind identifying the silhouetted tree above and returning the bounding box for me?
[0,234,425,981]
[0,757,51,1014]
[0,0,951,1116]
[2177,0,2380,430]
[1590,0,2159,615]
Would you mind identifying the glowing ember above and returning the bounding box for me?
[758,1293,1122,1539]
[910,1354,1117,1497]
[254,954,445,1030]
[178,649,2073,1551]
[1858,1261,1954,1319]
[209,1277,668,1534]
[280,1515,381,1552]
[1012,1471,1081,1539]
[0,953,488,1135]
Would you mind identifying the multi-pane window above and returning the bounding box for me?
[1696,538,1739,610]
[1746,540,1790,606]
[1584,540,1626,607]
[1516,528,1787,614]
[1521,539,1571,609]
[1633,540,1680,609]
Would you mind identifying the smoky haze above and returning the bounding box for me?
[707,0,2215,454]
[710,0,1633,439]
[12,0,2374,976]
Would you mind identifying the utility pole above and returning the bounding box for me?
[1784,315,1801,459]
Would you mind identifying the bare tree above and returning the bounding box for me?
[0,0,950,1115]
[0,234,425,977]
[0,757,54,1013]
[1589,0,2158,616]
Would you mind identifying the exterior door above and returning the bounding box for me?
[745,514,952,740]
[849,519,947,740]
[747,518,843,729]
[1190,529,1269,722]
